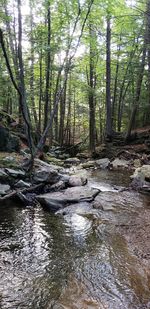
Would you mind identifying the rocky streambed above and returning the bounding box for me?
[0,154,150,308]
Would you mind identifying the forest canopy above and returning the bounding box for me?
[0,0,150,157]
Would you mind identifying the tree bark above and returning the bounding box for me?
[44,5,51,131]
[106,15,112,139]
[89,22,96,152]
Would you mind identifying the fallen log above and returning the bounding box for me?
[0,183,44,203]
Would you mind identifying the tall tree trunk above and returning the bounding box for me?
[29,0,38,128]
[59,77,68,146]
[89,22,96,152]
[126,42,147,140]
[126,1,149,139]
[112,41,121,130]
[44,5,51,130]
[106,15,112,139]
[146,0,150,124]
[38,49,43,134]
[17,0,34,161]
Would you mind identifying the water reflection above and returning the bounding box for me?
[0,170,150,308]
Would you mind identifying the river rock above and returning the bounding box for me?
[33,167,60,184]
[5,168,25,178]
[46,155,64,166]
[37,186,100,211]
[0,169,9,182]
[95,158,110,169]
[44,180,66,192]
[0,126,20,152]
[0,184,10,196]
[93,191,144,211]
[68,175,87,187]
[82,161,95,168]
[131,165,150,181]
[64,158,80,165]
[15,180,31,188]
[110,158,129,169]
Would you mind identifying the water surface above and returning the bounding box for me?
[0,170,150,309]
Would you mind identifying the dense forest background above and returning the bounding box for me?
[0,0,150,156]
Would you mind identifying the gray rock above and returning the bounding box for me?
[0,126,20,152]
[33,167,60,184]
[93,191,144,211]
[0,126,9,151]
[0,169,9,181]
[49,180,66,191]
[95,158,110,169]
[110,158,129,169]
[82,161,95,168]
[131,165,150,181]
[65,157,80,165]
[15,180,31,188]
[37,186,100,211]
[68,175,87,187]
[6,134,20,152]
[0,184,10,195]
[5,168,25,178]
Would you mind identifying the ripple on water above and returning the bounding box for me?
[0,169,150,309]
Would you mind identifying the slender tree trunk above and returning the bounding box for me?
[17,0,34,162]
[38,50,43,134]
[59,77,68,145]
[29,0,38,128]
[112,41,121,130]
[72,87,76,145]
[146,0,150,124]
[126,44,146,140]
[106,15,112,139]
[44,5,51,131]
[89,22,96,152]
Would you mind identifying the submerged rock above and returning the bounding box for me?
[92,191,144,211]
[37,186,100,211]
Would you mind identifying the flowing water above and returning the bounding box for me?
[0,170,150,309]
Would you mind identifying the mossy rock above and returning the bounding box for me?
[45,155,64,166]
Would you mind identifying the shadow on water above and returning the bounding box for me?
[0,170,150,309]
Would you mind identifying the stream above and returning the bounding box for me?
[0,170,150,309]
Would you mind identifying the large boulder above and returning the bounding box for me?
[37,186,100,211]
[110,158,129,169]
[6,134,20,152]
[0,126,9,151]
[0,126,20,152]
[68,175,87,187]
[33,167,60,184]
[131,165,150,181]
[95,158,110,169]
[130,165,150,191]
